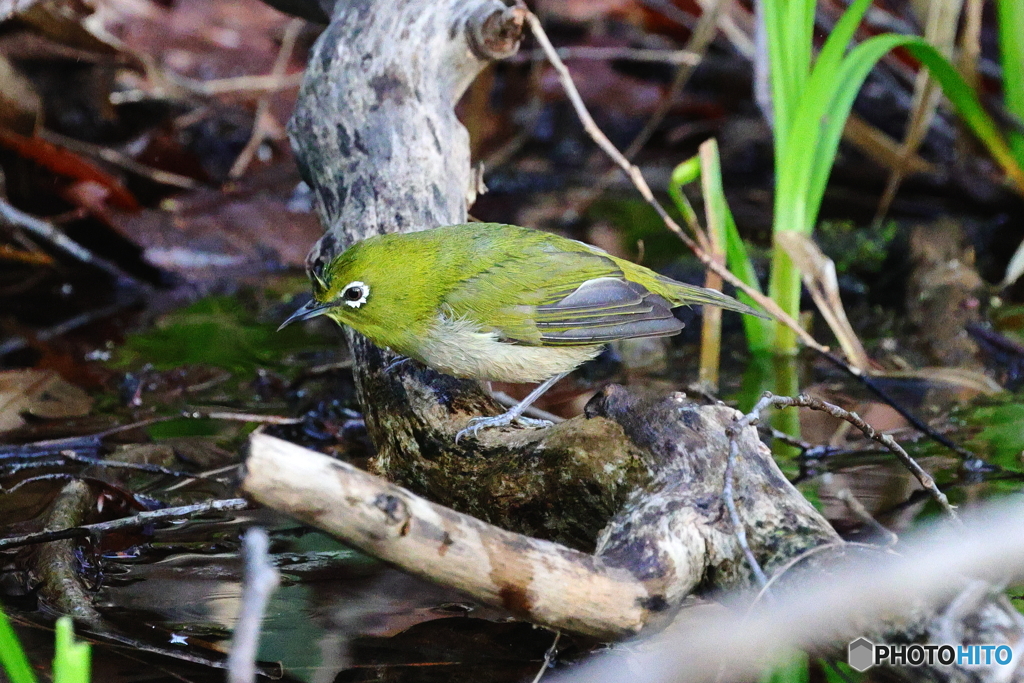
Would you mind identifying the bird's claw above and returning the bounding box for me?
[455,413,553,444]
[384,356,412,374]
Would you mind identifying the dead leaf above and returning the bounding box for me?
[1001,238,1024,288]
[0,129,140,211]
[776,231,872,371]
[0,0,40,24]
[109,164,321,285]
[0,369,93,432]
[881,367,1003,398]
[13,0,122,54]
[0,54,41,134]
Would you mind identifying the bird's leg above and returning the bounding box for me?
[455,372,568,443]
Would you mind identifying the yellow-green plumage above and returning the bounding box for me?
[297,223,764,385]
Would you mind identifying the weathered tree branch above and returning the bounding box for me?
[242,388,839,639]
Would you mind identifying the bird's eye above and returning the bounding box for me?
[340,281,369,308]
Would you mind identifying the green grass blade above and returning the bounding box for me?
[803,35,1024,217]
[769,27,1024,354]
[763,0,815,155]
[669,155,702,234]
[905,40,1024,192]
[996,0,1024,162]
[776,31,1024,240]
[760,650,810,683]
[53,617,90,683]
[810,0,875,90]
[699,142,773,351]
[0,606,38,683]
[670,149,772,352]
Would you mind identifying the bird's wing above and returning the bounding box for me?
[530,275,683,345]
[444,245,683,346]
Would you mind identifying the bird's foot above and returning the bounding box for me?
[384,356,412,374]
[455,411,553,443]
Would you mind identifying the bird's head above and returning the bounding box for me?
[279,240,381,330]
[278,236,433,355]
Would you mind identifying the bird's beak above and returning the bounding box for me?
[278,299,332,331]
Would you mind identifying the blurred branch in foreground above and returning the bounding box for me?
[557,500,1024,683]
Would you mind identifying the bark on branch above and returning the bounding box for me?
[243,390,840,638]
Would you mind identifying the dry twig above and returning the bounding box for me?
[0,198,140,283]
[227,527,281,683]
[181,409,303,425]
[732,392,959,523]
[39,129,200,190]
[531,631,562,683]
[833,484,899,546]
[229,18,305,178]
[512,46,701,65]
[0,498,250,550]
[526,12,825,353]
[561,0,731,221]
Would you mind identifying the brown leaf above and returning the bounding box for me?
[776,231,872,371]
[110,164,321,285]
[0,129,140,211]
[0,369,93,432]
[0,54,41,134]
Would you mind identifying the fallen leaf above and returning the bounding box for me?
[776,231,872,371]
[0,369,93,432]
[0,54,41,134]
[0,129,140,211]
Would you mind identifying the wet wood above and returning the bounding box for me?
[244,432,651,640]
[243,392,840,637]
[35,480,103,626]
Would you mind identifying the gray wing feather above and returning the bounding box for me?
[535,277,684,344]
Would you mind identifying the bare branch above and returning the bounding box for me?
[227,527,281,683]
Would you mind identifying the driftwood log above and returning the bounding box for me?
[240,0,1024,680]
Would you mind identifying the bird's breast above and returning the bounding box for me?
[417,314,600,383]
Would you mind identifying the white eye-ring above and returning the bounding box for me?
[340,281,369,308]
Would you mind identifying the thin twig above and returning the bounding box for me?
[561,0,731,221]
[227,527,281,683]
[531,631,562,683]
[526,13,825,353]
[0,498,251,550]
[57,450,195,478]
[163,72,305,98]
[816,349,976,460]
[723,421,769,586]
[0,299,139,357]
[0,473,75,493]
[229,18,304,178]
[38,129,200,190]
[833,484,899,547]
[737,392,960,523]
[0,198,140,283]
[512,46,701,65]
[0,411,296,460]
[161,463,241,493]
[109,73,305,106]
[181,409,303,425]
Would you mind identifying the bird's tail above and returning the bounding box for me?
[657,275,771,319]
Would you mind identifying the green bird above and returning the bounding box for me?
[281,223,766,441]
